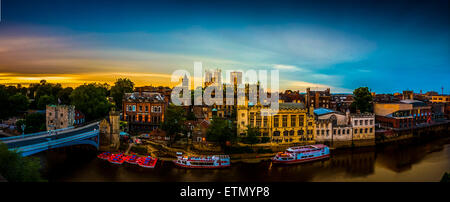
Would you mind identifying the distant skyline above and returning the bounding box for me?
[0,0,448,94]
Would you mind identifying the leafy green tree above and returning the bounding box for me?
[161,104,186,144]
[56,87,73,105]
[0,143,44,182]
[350,87,373,113]
[242,125,260,146]
[206,117,236,149]
[70,83,112,120]
[0,85,12,119]
[19,113,46,133]
[110,78,134,110]
[8,93,29,115]
[37,95,56,109]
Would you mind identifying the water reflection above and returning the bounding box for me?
[44,137,450,182]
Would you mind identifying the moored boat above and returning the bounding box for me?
[272,144,330,164]
[108,153,125,165]
[124,154,139,164]
[97,152,111,160]
[174,153,230,168]
[137,156,157,168]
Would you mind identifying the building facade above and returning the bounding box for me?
[350,114,375,140]
[122,92,166,133]
[374,99,432,129]
[46,105,75,130]
[305,87,331,108]
[237,103,316,144]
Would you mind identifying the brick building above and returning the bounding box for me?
[122,92,166,132]
[305,88,331,108]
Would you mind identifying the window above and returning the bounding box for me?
[291,115,296,127]
[139,106,142,112]
[145,106,148,112]
[250,112,255,127]
[370,120,373,125]
[298,130,304,136]
[282,115,288,127]
[355,129,358,134]
[274,116,279,127]
[354,120,358,125]
[283,131,289,136]
[263,116,268,128]
[365,120,368,125]
[360,120,363,125]
[370,128,373,133]
[360,129,363,133]
[299,115,304,126]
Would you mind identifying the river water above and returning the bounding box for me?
[42,137,450,182]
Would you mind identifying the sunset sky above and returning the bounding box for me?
[0,0,448,93]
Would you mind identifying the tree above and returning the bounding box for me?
[8,93,29,115]
[18,113,46,133]
[70,83,112,120]
[37,95,56,109]
[0,86,11,119]
[56,87,73,105]
[161,104,186,144]
[242,125,260,146]
[206,117,236,149]
[110,78,134,110]
[0,143,44,182]
[350,87,373,113]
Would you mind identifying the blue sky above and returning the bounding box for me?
[0,0,448,93]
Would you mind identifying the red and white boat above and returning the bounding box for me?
[272,144,330,164]
[174,153,230,168]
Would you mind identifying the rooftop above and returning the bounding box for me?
[313,108,336,116]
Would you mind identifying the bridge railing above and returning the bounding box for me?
[0,126,75,141]
[10,130,100,153]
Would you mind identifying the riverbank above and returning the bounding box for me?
[119,123,449,163]
[43,135,450,182]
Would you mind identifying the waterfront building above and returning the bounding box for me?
[99,110,120,150]
[314,108,375,142]
[122,91,166,132]
[305,87,331,108]
[350,113,375,140]
[46,105,78,130]
[237,103,316,144]
[374,99,432,129]
[430,95,450,103]
[314,108,353,142]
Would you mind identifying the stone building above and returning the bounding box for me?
[314,108,353,142]
[46,105,75,130]
[237,103,316,144]
[314,108,375,144]
[350,113,375,141]
[99,110,120,151]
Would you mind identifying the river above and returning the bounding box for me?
[41,137,450,182]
